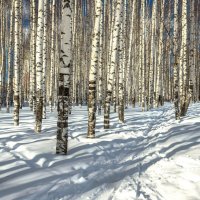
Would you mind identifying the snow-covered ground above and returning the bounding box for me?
[0,103,200,200]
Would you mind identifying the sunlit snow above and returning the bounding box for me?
[0,103,200,200]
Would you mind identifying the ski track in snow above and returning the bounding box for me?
[0,103,200,200]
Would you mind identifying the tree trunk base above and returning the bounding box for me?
[87,135,95,139]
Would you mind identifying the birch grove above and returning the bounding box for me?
[0,0,199,154]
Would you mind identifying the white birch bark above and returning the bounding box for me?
[118,0,126,122]
[166,1,171,101]
[173,0,180,119]
[0,0,5,111]
[104,0,122,129]
[56,0,72,154]
[97,4,103,115]
[156,0,164,107]
[179,0,189,116]
[29,0,36,112]
[19,0,23,109]
[49,0,56,112]
[35,0,44,133]
[138,1,142,107]
[87,0,101,138]
[13,0,20,126]
[6,1,14,113]
[189,0,195,101]
[141,0,146,110]
[126,0,135,109]
[149,0,157,109]
[42,0,47,119]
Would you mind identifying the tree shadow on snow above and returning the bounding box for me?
[0,105,200,199]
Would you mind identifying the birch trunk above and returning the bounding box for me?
[97,4,103,115]
[0,0,5,111]
[118,1,125,122]
[6,2,14,113]
[13,0,20,126]
[156,0,164,107]
[49,0,56,112]
[140,0,146,111]
[189,0,195,101]
[56,0,72,154]
[173,0,180,119]
[149,0,157,109]
[179,0,189,116]
[35,0,44,133]
[104,0,122,129]
[42,0,48,119]
[19,0,23,109]
[87,0,101,138]
[30,0,36,112]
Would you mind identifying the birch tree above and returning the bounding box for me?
[148,0,157,109]
[173,0,180,119]
[49,0,56,112]
[189,0,195,101]
[30,0,36,112]
[87,0,102,138]
[141,0,146,110]
[179,0,189,116]
[104,0,122,129]
[156,0,164,107]
[42,0,48,119]
[56,0,72,154]
[97,2,103,116]
[13,0,21,126]
[6,1,14,113]
[0,0,5,111]
[19,0,23,109]
[118,0,126,122]
[35,0,44,133]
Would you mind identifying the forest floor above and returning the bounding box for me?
[0,103,200,200]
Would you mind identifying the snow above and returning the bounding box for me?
[0,103,200,200]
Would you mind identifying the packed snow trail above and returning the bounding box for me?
[0,103,200,200]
